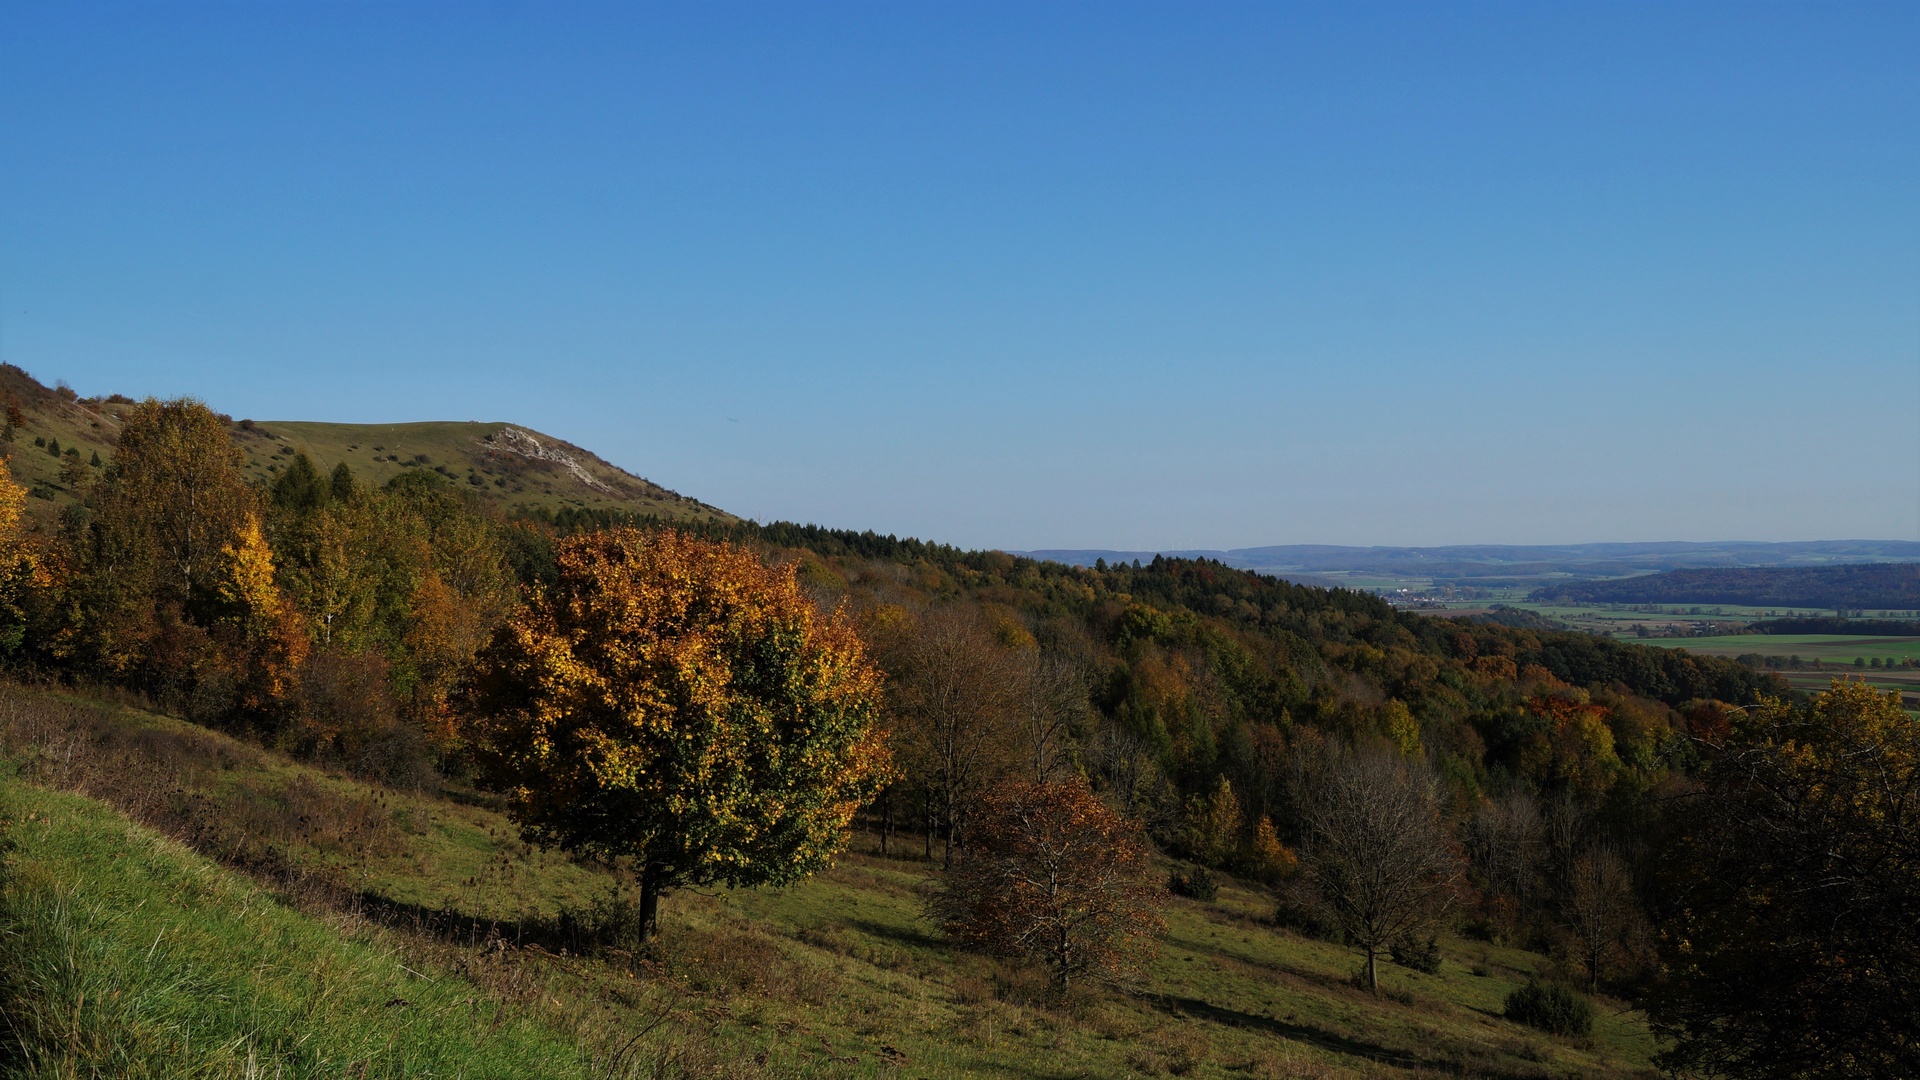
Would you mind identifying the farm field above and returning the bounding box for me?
[1405,602,1754,639]
[0,683,1654,1079]
[1411,602,1920,640]
[1769,670,1920,705]
[1638,635,1920,710]
[1641,634,1920,664]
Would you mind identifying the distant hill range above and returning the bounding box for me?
[1533,564,1920,609]
[1015,541,1920,586]
[0,365,733,527]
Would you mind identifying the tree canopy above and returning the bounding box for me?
[1650,679,1920,1080]
[461,528,892,937]
[930,778,1165,990]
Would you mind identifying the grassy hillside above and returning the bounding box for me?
[0,778,594,1079]
[0,366,126,530]
[0,683,1656,1079]
[0,364,733,529]
[241,420,733,523]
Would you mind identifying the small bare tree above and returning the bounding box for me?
[1467,789,1546,906]
[1015,648,1090,784]
[1087,723,1178,833]
[930,778,1166,991]
[886,607,1019,866]
[1562,844,1646,993]
[1301,745,1463,991]
[1544,788,1591,889]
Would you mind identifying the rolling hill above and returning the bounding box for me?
[238,419,733,523]
[0,365,734,528]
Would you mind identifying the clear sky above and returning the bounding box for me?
[2,2,1914,551]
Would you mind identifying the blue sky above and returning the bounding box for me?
[2,2,1914,550]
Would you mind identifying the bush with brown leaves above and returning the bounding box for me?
[930,778,1165,991]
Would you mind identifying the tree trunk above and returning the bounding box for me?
[1367,947,1378,991]
[942,787,956,869]
[879,786,892,857]
[638,862,665,944]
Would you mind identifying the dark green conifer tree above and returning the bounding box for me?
[329,461,356,502]
[270,451,329,513]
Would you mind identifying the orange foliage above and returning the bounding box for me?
[1472,655,1519,681]
[403,572,495,744]
[1244,813,1299,882]
[1681,700,1739,747]
[931,778,1165,989]
[1519,694,1620,796]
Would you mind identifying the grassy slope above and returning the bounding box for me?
[242,420,734,523]
[0,369,124,531]
[0,775,593,1079]
[0,686,1655,1079]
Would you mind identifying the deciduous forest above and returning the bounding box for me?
[0,386,1912,1079]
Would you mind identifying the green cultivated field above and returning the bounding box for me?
[0,685,1654,1079]
[1646,634,1920,663]
[1638,635,1920,709]
[1415,602,1920,640]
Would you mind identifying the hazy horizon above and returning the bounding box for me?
[4,2,1915,550]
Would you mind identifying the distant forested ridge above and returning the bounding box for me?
[1532,563,1920,608]
[1022,540,1920,582]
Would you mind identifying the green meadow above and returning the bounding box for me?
[0,685,1653,1079]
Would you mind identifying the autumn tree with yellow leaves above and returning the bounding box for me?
[209,513,308,716]
[0,465,46,655]
[461,528,891,940]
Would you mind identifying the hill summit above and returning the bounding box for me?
[242,419,732,523]
[0,365,732,527]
